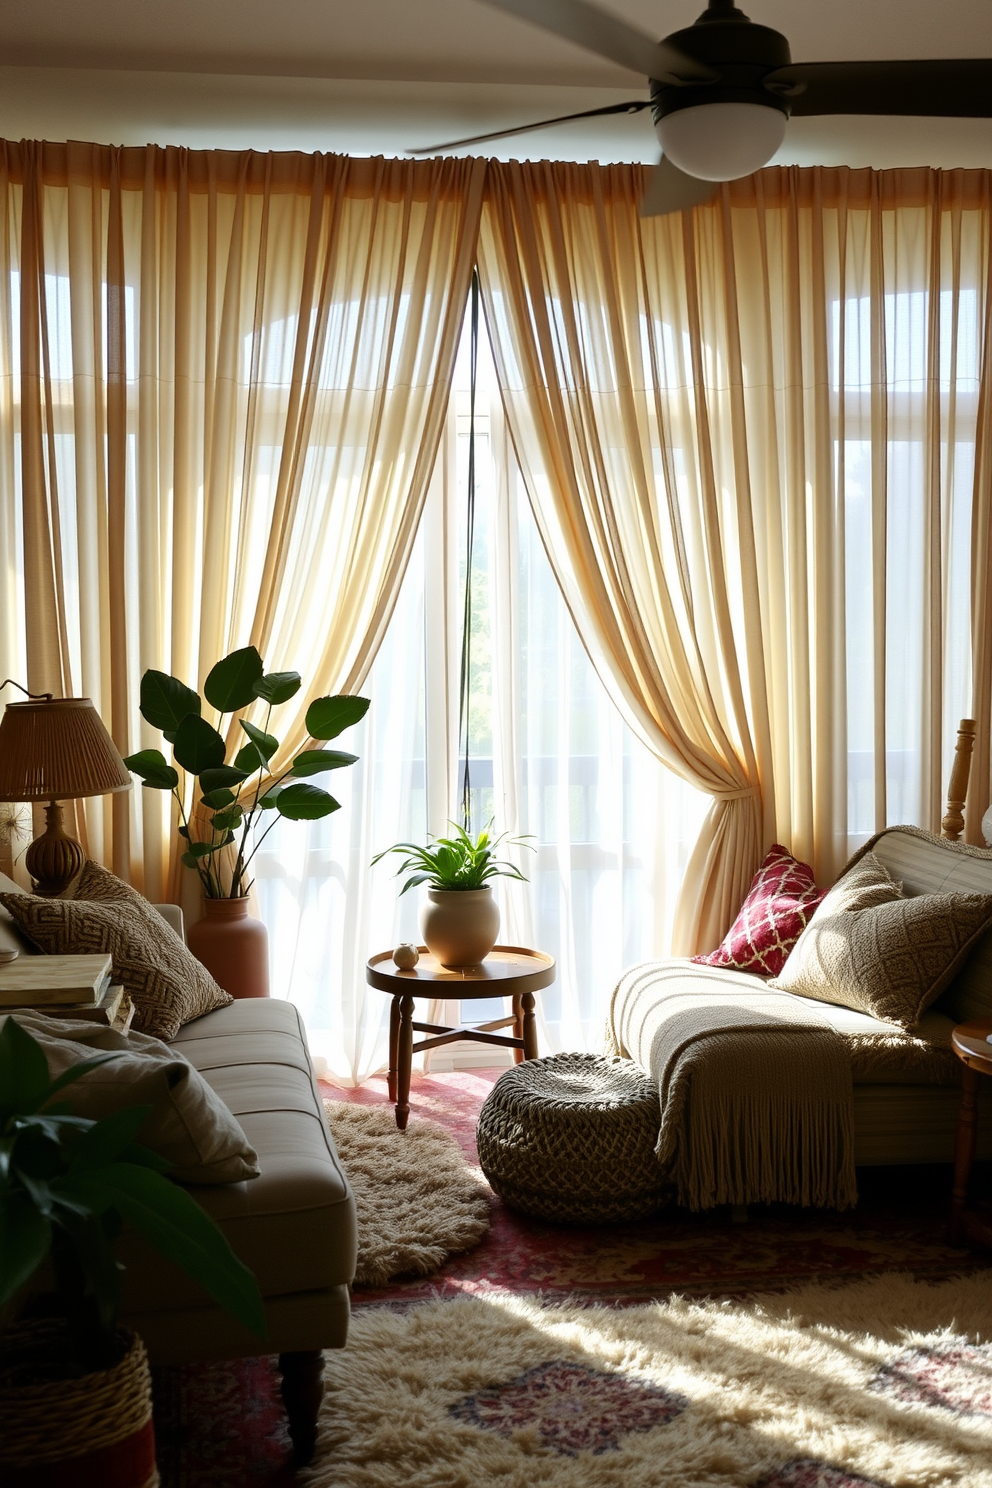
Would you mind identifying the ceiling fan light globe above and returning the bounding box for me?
[655,102,787,182]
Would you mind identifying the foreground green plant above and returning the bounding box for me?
[372,821,533,896]
[0,1018,266,1372]
[124,645,369,898]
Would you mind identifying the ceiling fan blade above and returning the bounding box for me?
[766,59,992,117]
[408,100,652,156]
[640,157,720,218]
[477,0,714,83]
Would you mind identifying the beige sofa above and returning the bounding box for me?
[609,826,992,1174]
[0,876,356,1464]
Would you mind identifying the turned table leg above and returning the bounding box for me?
[520,990,538,1060]
[387,993,400,1102]
[511,993,525,1064]
[395,990,415,1130]
[951,1063,981,1244]
[278,1349,324,1464]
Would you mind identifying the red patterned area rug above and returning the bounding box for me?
[153,1066,990,1486]
[330,1068,989,1309]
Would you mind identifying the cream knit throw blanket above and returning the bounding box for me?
[609,963,857,1212]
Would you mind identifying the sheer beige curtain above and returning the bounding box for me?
[479,162,992,952]
[0,141,483,899]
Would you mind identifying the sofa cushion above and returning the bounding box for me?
[771,851,992,1029]
[692,843,825,977]
[0,860,231,1039]
[118,999,356,1314]
[5,1008,260,1184]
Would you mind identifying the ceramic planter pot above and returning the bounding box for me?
[186,896,270,998]
[0,1322,159,1487]
[419,886,500,967]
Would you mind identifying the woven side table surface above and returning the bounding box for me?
[476,1052,669,1224]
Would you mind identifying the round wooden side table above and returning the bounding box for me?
[365,945,556,1130]
[950,1018,992,1248]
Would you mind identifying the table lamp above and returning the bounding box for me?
[0,683,132,896]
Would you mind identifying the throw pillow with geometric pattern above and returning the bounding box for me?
[691,844,826,978]
[0,860,231,1040]
[770,851,992,1029]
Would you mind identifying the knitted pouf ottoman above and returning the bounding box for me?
[476,1053,669,1224]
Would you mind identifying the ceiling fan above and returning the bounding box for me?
[408,0,992,215]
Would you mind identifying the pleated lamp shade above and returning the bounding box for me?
[0,698,132,802]
[0,697,132,895]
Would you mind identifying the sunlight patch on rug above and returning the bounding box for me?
[324,1101,490,1287]
[301,1269,992,1487]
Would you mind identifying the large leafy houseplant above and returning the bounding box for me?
[0,1018,265,1373]
[124,646,369,899]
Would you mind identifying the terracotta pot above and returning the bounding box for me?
[187,896,270,999]
[0,1322,159,1487]
[419,886,500,968]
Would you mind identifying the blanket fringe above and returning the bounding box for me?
[659,1087,857,1212]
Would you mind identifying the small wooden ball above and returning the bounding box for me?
[392,942,420,970]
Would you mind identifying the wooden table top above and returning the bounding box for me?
[951,1020,992,1075]
[366,945,556,998]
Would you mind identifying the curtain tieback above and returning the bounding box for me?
[711,785,759,802]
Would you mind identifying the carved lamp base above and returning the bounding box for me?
[25,800,86,897]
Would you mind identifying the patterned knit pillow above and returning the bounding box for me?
[692,843,826,978]
[0,861,231,1040]
[771,851,992,1029]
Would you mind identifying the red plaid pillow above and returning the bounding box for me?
[691,844,825,978]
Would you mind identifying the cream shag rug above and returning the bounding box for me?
[302,1270,992,1488]
[324,1102,490,1287]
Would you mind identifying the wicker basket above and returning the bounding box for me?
[476,1052,670,1224]
[0,1321,159,1487]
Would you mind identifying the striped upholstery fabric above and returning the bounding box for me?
[869,828,992,1024]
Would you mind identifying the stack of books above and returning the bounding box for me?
[0,953,133,1032]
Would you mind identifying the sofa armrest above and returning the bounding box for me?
[153,902,185,943]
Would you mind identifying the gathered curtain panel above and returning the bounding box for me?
[0,140,484,903]
[1,140,990,964]
[477,162,992,953]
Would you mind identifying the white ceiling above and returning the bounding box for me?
[1,0,991,166]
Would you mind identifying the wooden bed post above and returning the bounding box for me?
[942,718,977,842]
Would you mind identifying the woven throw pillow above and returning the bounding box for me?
[0,860,231,1040]
[6,1008,259,1184]
[691,843,826,978]
[770,851,992,1029]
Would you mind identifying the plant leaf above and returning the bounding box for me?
[122,749,180,790]
[0,1018,55,1119]
[290,749,358,778]
[211,806,244,832]
[140,670,201,733]
[257,788,284,810]
[199,766,249,793]
[253,671,301,706]
[199,787,236,810]
[62,1165,267,1339]
[204,647,264,714]
[235,742,264,774]
[0,1192,52,1307]
[65,1106,153,1172]
[240,719,278,764]
[276,783,341,821]
[304,695,370,742]
[173,714,227,774]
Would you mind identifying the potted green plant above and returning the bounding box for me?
[0,1017,265,1486]
[124,645,369,996]
[371,821,532,967]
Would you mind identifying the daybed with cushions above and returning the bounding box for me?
[0,864,356,1463]
[608,826,992,1212]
